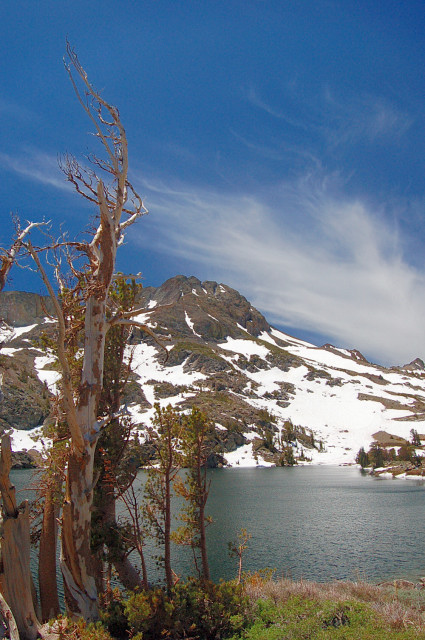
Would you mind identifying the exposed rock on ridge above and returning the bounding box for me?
[1,276,425,468]
[0,291,55,327]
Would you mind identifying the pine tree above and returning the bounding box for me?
[144,404,182,591]
[410,429,421,447]
[355,446,370,468]
[92,277,147,593]
[368,443,385,469]
[173,407,214,582]
[228,528,252,584]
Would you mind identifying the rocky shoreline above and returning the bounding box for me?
[371,460,425,478]
[11,449,42,469]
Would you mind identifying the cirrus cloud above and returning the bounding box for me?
[134,172,425,366]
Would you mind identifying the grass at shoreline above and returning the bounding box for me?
[50,576,425,639]
[242,576,425,638]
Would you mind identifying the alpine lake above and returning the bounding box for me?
[11,465,425,596]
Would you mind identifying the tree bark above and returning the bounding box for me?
[100,489,145,592]
[113,555,145,592]
[164,469,173,592]
[198,465,210,582]
[38,481,60,622]
[0,435,42,640]
[0,592,19,640]
[60,446,98,620]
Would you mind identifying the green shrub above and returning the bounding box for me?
[100,590,128,639]
[355,446,370,468]
[233,595,424,640]
[123,578,250,640]
[52,616,114,640]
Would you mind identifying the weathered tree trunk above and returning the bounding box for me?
[98,488,145,592]
[164,469,173,592]
[114,554,146,591]
[198,465,210,582]
[0,435,42,640]
[104,494,146,591]
[38,481,61,622]
[61,445,98,620]
[30,44,147,621]
[0,592,19,640]
[60,295,110,619]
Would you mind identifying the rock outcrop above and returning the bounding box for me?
[1,276,425,467]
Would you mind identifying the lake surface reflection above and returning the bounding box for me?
[205,466,425,584]
[11,465,425,586]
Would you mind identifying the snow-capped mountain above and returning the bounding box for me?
[1,276,425,467]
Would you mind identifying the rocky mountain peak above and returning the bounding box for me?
[401,358,425,371]
[2,276,425,470]
[321,344,369,364]
[137,275,270,341]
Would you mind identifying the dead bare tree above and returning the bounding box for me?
[0,223,51,638]
[0,436,41,640]
[24,42,151,620]
[0,219,47,293]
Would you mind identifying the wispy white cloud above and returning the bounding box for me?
[245,84,413,149]
[246,86,309,130]
[229,129,286,161]
[134,172,425,366]
[323,91,413,146]
[0,148,72,191]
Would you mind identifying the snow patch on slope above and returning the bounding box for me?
[9,426,45,452]
[220,337,270,359]
[184,311,201,338]
[34,354,60,393]
[0,323,38,345]
[224,442,274,468]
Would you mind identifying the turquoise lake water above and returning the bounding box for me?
[11,465,425,590]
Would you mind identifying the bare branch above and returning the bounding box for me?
[64,41,117,169]
[108,318,169,361]
[110,305,149,320]
[112,272,143,281]
[64,41,147,247]
[0,220,49,292]
[93,410,129,436]
[26,241,85,454]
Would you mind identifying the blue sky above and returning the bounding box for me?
[1,1,425,365]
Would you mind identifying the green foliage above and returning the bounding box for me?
[257,409,276,425]
[410,428,421,447]
[258,427,276,452]
[235,596,423,640]
[228,528,252,583]
[144,403,183,588]
[355,447,370,468]
[397,443,421,465]
[368,442,385,469]
[361,437,424,470]
[99,581,425,640]
[281,419,296,444]
[173,406,214,580]
[279,445,296,466]
[52,616,114,640]
[99,590,128,639]
[91,277,145,571]
[123,579,249,640]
